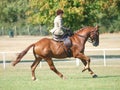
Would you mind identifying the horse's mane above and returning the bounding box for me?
[74,26,93,34]
[74,26,88,33]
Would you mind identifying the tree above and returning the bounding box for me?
[0,0,28,24]
[0,0,120,34]
[26,0,86,31]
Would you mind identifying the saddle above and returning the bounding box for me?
[53,28,73,42]
[52,29,73,57]
[53,35,72,57]
[63,37,72,57]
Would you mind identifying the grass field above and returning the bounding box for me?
[0,61,120,90]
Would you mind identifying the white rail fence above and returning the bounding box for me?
[0,48,120,69]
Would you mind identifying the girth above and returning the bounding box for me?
[63,37,72,57]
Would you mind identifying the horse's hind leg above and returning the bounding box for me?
[31,57,41,81]
[45,58,65,79]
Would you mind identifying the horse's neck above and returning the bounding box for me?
[78,29,90,39]
[80,29,90,37]
[76,29,90,44]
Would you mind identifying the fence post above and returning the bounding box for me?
[2,52,6,69]
[39,25,42,35]
[39,61,42,68]
[27,25,30,35]
[103,50,106,66]
[76,58,80,66]
[14,26,17,36]
[1,27,4,35]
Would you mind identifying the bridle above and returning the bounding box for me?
[75,33,93,43]
[75,28,99,43]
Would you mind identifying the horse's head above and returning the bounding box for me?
[89,25,99,46]
[75,25,99,47]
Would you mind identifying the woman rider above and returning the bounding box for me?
[50,9,70,41]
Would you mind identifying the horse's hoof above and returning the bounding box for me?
[12,62,16,67]
[32,77,36,81]
[92,74,98,78]
[62,76,67,80]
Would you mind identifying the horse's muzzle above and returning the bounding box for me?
[92,40,99,47]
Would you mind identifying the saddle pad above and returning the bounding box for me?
[63,37,72,48]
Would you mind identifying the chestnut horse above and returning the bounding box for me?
[12,26,99,80]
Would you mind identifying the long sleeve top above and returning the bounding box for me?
[50,15,64,35]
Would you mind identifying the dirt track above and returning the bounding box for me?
[0,33,120,51]
[0,33,120,60]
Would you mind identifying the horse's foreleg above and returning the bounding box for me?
[80,59,87,72]
[88,68,98,78]
[74,52,98,77]
[81,59,98,78]
[31,58,41,81]
[46,58,65,79]
[75,53,90,71]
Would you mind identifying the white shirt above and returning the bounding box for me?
[54,15,62,29]
[50,15,64,35]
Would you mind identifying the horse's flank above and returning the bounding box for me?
[34,38,68,58]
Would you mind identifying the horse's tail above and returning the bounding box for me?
[12,44,35,66]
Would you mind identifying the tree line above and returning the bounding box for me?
[0,0,120,35]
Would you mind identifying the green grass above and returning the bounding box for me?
[0,61,120,90]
